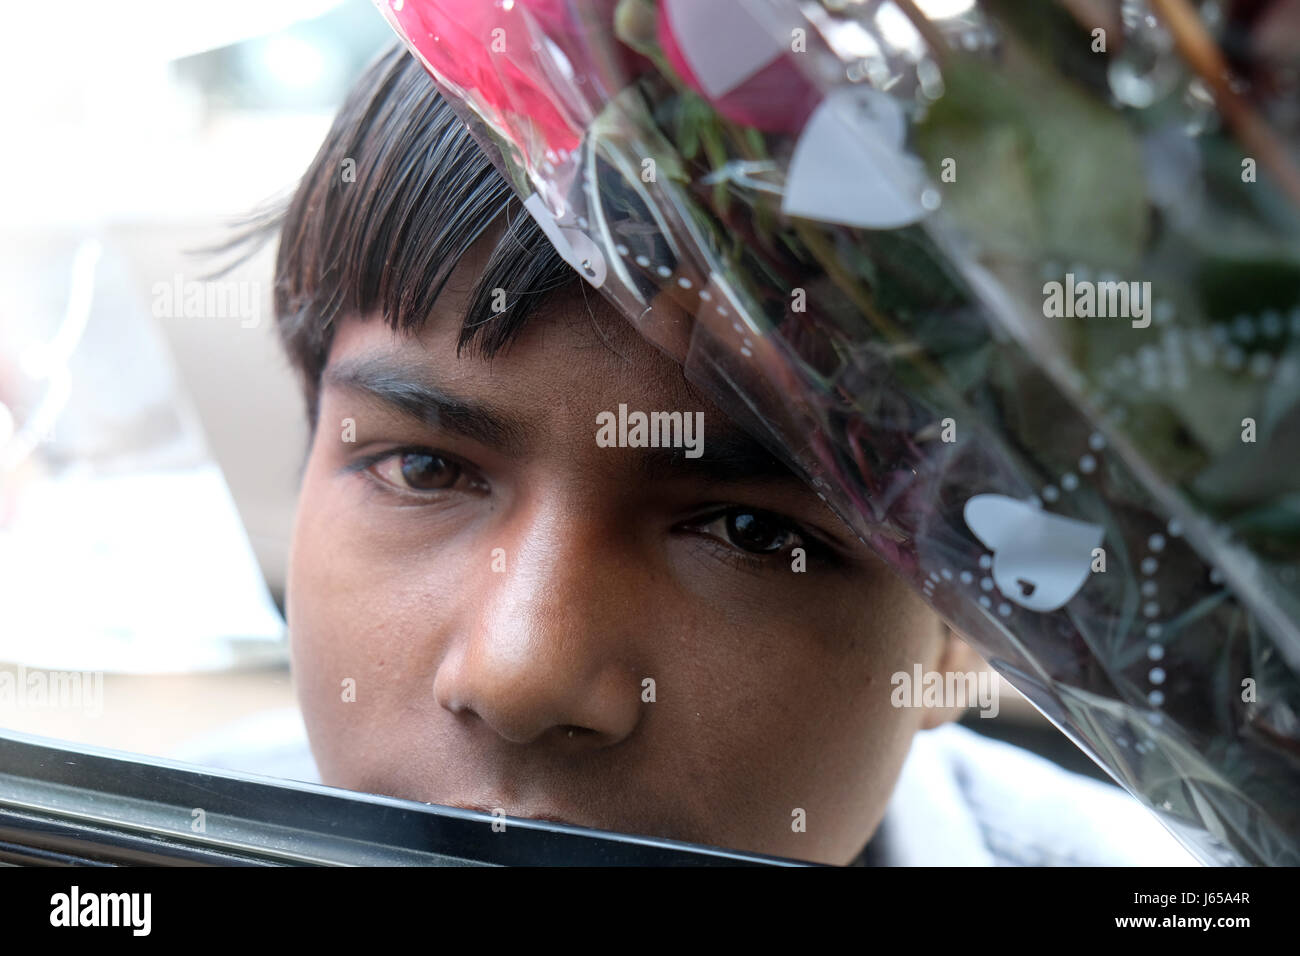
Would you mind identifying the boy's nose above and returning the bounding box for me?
[432,498,646,748]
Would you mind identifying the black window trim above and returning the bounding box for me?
[0,729,807,866]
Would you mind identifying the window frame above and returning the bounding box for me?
[0,729,805,866]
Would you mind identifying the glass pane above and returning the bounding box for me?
[4,0,1263,867]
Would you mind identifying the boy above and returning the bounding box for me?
[252,43,1196,866]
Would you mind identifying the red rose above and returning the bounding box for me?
[388,0,582,157]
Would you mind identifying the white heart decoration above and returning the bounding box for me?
[663,0,789,99]
[782,86,931,230]
[963,493,1104,613]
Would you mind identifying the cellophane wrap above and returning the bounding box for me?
[376,0,1300,865]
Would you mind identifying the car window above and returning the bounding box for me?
[1,0,1269,871]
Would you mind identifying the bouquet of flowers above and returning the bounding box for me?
[377,0,1300,865]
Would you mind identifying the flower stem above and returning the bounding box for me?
[1149,0,1300,210]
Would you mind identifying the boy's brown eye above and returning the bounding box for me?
[396,452,461,490]
[726,511,792,554]
[360,448,488,498]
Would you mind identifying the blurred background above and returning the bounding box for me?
[0,0,397,768]
[0,0,1105,784]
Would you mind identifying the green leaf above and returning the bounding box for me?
[915,53,1148,269]
[1226,494,1300,551]
[679,110,700,161]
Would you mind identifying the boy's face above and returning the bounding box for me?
[286,244,968,865]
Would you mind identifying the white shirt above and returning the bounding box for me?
[869,723,1200,865]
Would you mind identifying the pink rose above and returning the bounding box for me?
[656,0,822,135]
[388,0,650,159]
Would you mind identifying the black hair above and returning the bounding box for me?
[228,41,583,425]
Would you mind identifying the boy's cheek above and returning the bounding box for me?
[286,495,405,786]
[286,582,369,788]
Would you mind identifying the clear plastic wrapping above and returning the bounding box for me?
[377,0,1300,864]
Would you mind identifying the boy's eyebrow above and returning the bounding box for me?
[638,430,803,485]
[322,355,525,453]
[323,354,802,484]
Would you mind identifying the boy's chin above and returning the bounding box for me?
[337,772,750,854]
[315,751,849,863]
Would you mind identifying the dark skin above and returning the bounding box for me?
[286,240,979,865]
